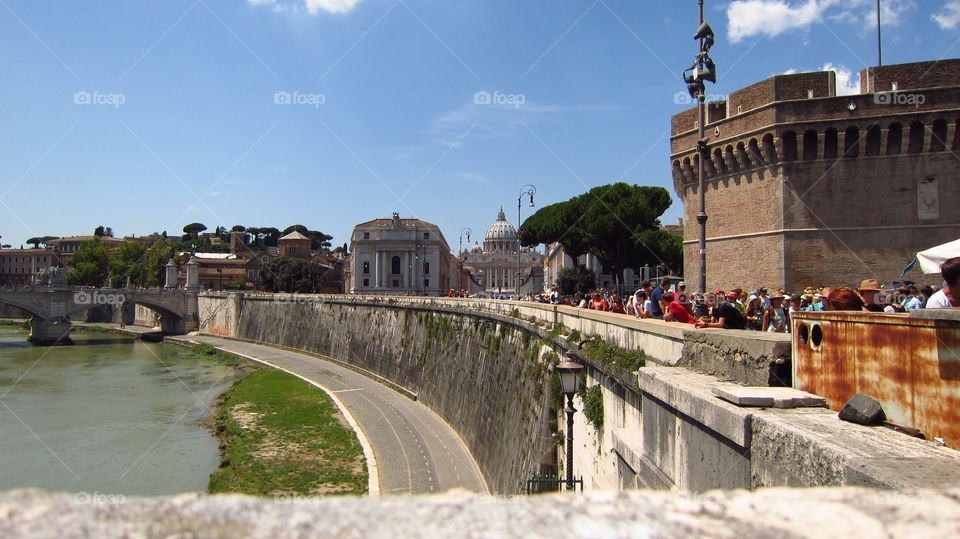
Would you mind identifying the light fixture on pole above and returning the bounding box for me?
[517,184,536,298]
[556,351,584,491]
[458,228,471,296]
[681,0,717,296]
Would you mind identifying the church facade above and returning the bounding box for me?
[460,209,543,296]
[347,213,453,296]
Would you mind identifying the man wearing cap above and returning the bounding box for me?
[857,278,885,312]
[758,287,771,310]
[696,292,748,330]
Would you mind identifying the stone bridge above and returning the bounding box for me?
[0,286,199,344]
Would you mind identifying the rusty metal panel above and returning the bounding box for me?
[792,311,960,447]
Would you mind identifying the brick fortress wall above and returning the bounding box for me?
[671,59,960,291]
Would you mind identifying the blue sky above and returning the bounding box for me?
[2,0,959,250]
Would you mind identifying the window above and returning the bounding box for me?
[392,279,400,288]
[424,262,430,275]
[362,261,370,274]
[391,256,401,275]
[363,278,369,287]
[423,232,430,239]
[363,232,370,239]
[424,279,429,288]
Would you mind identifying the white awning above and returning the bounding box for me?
[917,238,960,274]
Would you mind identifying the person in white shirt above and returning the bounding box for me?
[926,257,960,308]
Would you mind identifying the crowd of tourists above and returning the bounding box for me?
[535,257,960,332]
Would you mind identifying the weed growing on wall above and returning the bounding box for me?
[582,336,646,372]
[579,383,604,432]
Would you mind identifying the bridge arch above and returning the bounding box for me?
[0,297,44,319]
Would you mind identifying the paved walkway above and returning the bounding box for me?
[164,333,488,496]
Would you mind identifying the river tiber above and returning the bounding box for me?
[2,1,960,537]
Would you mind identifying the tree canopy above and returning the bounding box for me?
[183,223,207,238]
[520,182,683,283]
[260,256,323,293]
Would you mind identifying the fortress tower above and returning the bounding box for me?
[671,59,960,291]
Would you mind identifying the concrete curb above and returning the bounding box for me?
[169,336,381,497]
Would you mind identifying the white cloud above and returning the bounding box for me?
[247,0,363,15]
[727,0,840,43]
[933,1,960,29]
[784,64,860,95]
[305,0,362,14]
[822,63,860,95]
[727,0,915,42]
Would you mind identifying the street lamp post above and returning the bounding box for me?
[517,184,536,298]
[556,352,584,491]
[459,228,472,296]
[682,1,717,296]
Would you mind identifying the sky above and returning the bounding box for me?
[2,0,960,251]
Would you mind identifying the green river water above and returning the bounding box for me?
[0,326,241,496]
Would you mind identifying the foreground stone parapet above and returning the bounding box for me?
[1,488,959,538]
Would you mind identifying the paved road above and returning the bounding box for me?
[172,334,488,496]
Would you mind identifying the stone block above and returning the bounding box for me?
[712,386,827,408]
[838,393,885,425]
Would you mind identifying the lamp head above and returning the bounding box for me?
[694,56,716,84]
[694,21,715,42]
[556,356,584,395]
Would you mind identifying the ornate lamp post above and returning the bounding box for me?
[682,1,717,296]
[458,228,472,295]
[517,184,536,298]
[556,351,584,491]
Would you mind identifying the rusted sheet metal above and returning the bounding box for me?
[792,311,960,448]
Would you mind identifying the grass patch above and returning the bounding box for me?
[0,319,30,330]
[208,368,367,496]
[192,343,247,367]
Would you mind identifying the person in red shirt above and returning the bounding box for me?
[592,292,608,312]
[663,292,696,324]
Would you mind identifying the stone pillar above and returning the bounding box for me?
[186,257,200,289]
[28,318,72,345]
[374,251,381,289]
[165,259,178,288]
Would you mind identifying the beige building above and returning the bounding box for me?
[348,213,453,295]
[0,249,56,286]
[671,58,960,291]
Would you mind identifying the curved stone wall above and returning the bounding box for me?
[200,293,562,495]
